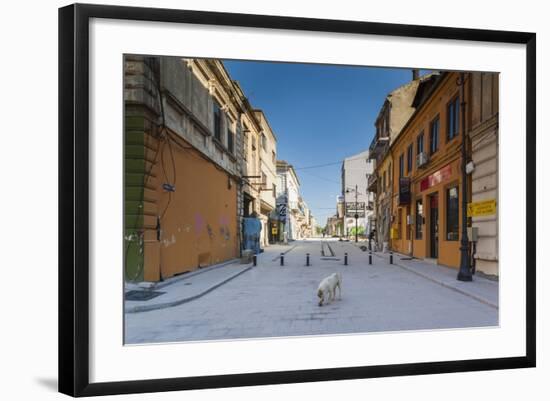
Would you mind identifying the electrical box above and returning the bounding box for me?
[467,226,479,242]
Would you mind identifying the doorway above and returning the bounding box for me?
[429,193,439,258]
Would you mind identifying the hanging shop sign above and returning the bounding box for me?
[345,202,366,218]
[420,164,452,192]
[277,203,287,218]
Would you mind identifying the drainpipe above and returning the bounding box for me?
[457,72,472,282]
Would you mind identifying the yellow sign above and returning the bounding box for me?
[467,199,497,217]
[390,227,399,239]
[271,228,278,235]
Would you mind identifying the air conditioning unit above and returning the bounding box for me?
[416,152,429,168]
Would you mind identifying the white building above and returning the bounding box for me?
[341,150,375,238]
[276,160,302,241]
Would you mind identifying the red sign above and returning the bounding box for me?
[420,164,452,192]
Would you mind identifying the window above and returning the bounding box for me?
[272,150,276,164]
[243,132,248,161]
[213,101,222,142]
[446,186,459,241]
[227,129,234,154]
[447,96,460,140]
[261,172,267,189]
[399,154,404,178]
[261,133,267,150]
[415,199,423,239]
[383,171,386,190]
[417,132,424,155]
[430,115,440,154]
[272,184,276,198]
[407,144,413,174]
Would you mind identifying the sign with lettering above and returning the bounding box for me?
[345,202,366,211]
[420,164,452,192]
[277,204,287,218]
[467,199,497,217]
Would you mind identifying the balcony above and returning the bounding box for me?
[368,135,390,160]
[367,173,377,192]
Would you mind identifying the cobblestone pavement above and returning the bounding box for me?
[125,239,498,344]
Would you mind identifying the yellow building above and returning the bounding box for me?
[368,74,421,250]
[124,56,272,282]
[389,72,470,269]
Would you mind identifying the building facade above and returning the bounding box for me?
[124,56,283,282]
[124,56,244,282]
[276,160,301,241]
[368,73,423,250]
[255,110,278,247]
[389,72,470,268]
[341,150,375,239]
[468,72,499,276]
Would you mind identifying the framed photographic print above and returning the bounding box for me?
[58,3,536,397]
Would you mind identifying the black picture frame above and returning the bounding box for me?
[58,3,536,397]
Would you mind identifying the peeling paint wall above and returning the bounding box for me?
[152,134,238,279]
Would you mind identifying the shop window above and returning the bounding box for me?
[446,186,459,241]
[416,199,423,239]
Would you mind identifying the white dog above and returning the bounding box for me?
[317,273,342,306]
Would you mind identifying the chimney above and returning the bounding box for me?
[412,69,420,80]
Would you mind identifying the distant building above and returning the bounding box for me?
[254,110,278,247]
[341,150,375,238]
[276,160,301,241]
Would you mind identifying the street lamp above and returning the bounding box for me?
[345,184,362,243]
[457,72,472,282]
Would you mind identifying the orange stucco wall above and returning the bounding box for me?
[143,133,239,281]
[389,72,468,269]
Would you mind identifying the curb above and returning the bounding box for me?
[125,265,253,314]
[371,252,498,309]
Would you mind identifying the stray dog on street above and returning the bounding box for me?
[317,273,342,306]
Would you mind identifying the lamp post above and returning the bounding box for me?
[457,72,472,282]
[346,184,361,243]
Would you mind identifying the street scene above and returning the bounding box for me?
[124,56,499,344]
[125,239,497,344]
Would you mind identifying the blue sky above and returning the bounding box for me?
[224,60,417,226]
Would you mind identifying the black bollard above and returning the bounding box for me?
[253,254,257,266]
[280,253,284,266]
[306,253,310,266]
[344,253,348,266]
[389,251,393,264]
[369,251,372,265]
